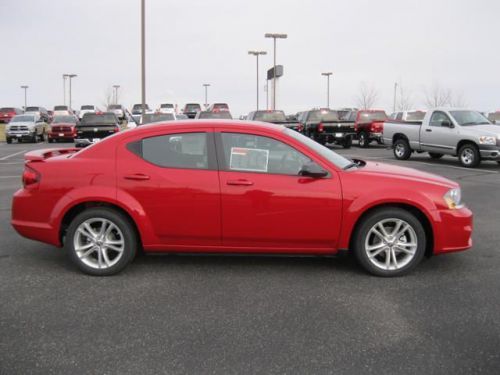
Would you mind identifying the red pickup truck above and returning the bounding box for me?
[353,110,388,148]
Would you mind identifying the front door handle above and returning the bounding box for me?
[425,129,432,132]
[226,179,254,186]
[124,173,150,181]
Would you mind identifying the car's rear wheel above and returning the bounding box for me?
[353,208,426,277]
[65,208,137,276]
[429,153,443,159]
[458,143,480,168]
[342,135,352,149]
[359,132,369,148]
[393,139,411,160]
[6,137,12,144]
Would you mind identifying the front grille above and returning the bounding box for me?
[52,126,72,133]
[9,125,29,131]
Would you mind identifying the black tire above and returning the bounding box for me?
[358,132,370,148]
[31,134,38,143]
[458,143,480,168]
[48,138,54,143]
[6,137,12,144]
[429,153,443,159]
[353,207,427,277]
[65,207,138,276]
[497,161,500,165]
[342,135,352,149]
[393,138,411,160]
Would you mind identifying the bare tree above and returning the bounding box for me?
[397,84,414,111]
[424,83,452,108]
[356,82,379,109]
[101,86,121,109]
[450,91,468,107]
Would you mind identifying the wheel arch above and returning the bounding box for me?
[347,203,434,258]
[392,132,409,144]
[456,139,478,155]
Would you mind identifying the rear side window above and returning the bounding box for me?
[138,133,209,170]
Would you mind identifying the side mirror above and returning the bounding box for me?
[442,120,454,128]
[299,162,328,178]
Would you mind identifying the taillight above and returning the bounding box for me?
[114,126,120,132]
[318,123,324,132]
[297,123,304,132]
[23,165,40,188]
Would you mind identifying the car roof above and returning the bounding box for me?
[131,120,283,133]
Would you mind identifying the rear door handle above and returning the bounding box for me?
[226,179,254,186]
[124,173,150,181]
[425,129,432,132]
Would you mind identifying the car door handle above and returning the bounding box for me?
[425,129,432,132]
[124,173,150,181]
[226,179,254,186]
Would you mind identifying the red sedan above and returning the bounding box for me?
[11,121,473,276]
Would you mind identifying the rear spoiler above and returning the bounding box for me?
[24,148,80,162]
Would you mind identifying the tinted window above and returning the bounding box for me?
[198,111,232,119]
[185,104,201,111]
[142,133,208,169]
[252,111,287,122]
[429,111,452,127]
[81,114,117,124]
[221,133,310,175]
[81,105,94,110]
[11,115,35,122]
[54,106,68,110]
[307,110,339,122]
[25,107,40,112]
[53,115,77,123]
[0,107,15,112]
[142,113,175,124]
[396,112,403,120]
[161,104,174,108]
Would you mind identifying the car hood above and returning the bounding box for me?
[461,124,500,136]
[51,123,75,127]
[352,160,456,188]
[8,121,35,127]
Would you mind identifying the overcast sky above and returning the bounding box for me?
[1,0,500,116]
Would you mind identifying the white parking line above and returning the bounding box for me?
[0,150,27,161]
[376,158,499,174]
[0,176,19,178]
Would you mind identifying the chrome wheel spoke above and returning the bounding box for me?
[106,244,124,253]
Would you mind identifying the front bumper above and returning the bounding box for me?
[479,145,500,160]
[6,131,35,140]
[433,207,473,254]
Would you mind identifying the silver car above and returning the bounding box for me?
[5,114,46,144]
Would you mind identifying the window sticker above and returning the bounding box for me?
[229,147,269,172]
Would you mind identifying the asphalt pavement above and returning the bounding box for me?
[1,140,500,374]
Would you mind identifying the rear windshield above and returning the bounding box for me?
[213,103,229,109]
[185,104,201,111]
[307,110,340,122]
[406,111,426,121]
[54,106,68,111]
[81,105,94,110]
[198,111,232,119]
[253,111,286,122]
[161,104,174,108]
[133,104,150,109]
[142,113,175,124]
[53,115,77,123]
[359,111,387,122]
[108,105,122,110]
[11,115,35,122]
[0,107,15,112]
[25,107,40,112]
[81,113,117,124]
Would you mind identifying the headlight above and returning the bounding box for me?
[443,188,463,209]
[479,136,496,145]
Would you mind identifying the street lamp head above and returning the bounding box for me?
[203,83,211,87]
[20,85,29,89]
[265,33,288,39]
[321,72,333,77]
[68,74,77,78]
[248,50,267,56]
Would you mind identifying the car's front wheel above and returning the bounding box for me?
[353,208,426,277]
[65,208,137,276]
[458,143,480,168]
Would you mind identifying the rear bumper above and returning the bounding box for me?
[433,207,473,254]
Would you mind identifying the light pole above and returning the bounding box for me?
[62,74,68,105]
[203,83,210,108]
[321,72,333,108]
[265,80,269,110]
[113,85,120,104]
[20,85,28,109]
[264,33,287,110]
[66,74,77,110]
[248,50,267,110]
[393,82,398,112]
[141,0,146,115]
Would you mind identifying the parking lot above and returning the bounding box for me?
[0,141,499,374]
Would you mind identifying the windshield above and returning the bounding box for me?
[53,115,77,123]
[185,104,201,111]
[406,111,426,121]
[0,107,15,112]
[25,107,40,112]
[253,111,286,122]
[108,105,121,110]
[307,110,340,122]
[161,104,174,108]
[450,110,491,126]
[54,106,68,111]
[284,128,351,169]
[81,105,94,110]
[11,115,35,122]
[142,113,175,124]
[81,113,117,125]
[198,111,232,119]
[359,111,387,123]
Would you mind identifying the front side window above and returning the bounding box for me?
[429,111,452,127]
[141,133,208,169]
[220,133,310,175]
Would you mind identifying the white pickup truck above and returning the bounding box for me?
[383,108,500,168]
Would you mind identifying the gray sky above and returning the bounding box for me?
[1,0,500,116]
